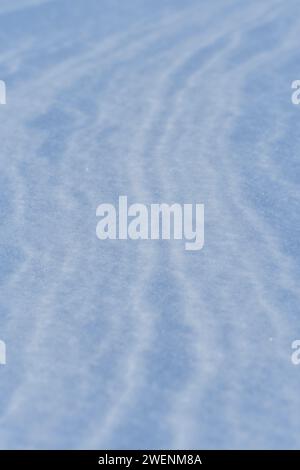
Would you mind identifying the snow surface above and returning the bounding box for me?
[0,0,300,449]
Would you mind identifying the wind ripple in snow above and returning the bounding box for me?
[0,0,299,450]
